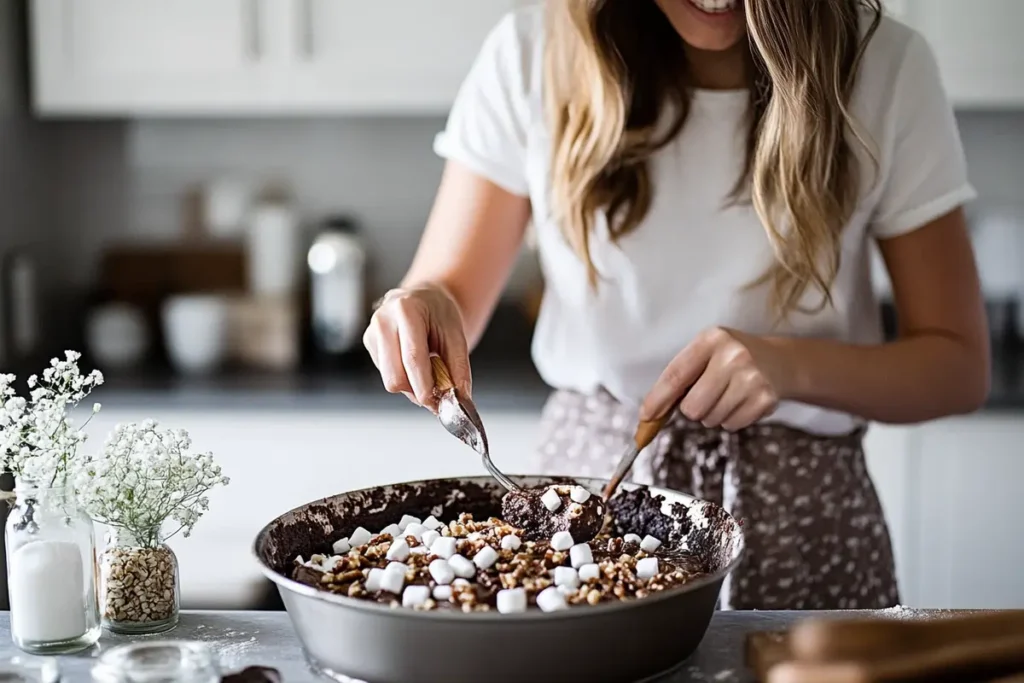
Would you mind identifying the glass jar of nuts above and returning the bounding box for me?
[99,525,180,634]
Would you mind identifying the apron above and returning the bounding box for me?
[531,389,900,610]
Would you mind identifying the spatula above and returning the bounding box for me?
[602,408,675,501]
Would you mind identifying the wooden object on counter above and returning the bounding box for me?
[225,295,300,371]
[747,611,1024,683]
[98,243,247,303]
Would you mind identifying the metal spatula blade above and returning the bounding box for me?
[602,410,673,501]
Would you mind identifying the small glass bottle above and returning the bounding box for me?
[92,641,219,683]
[4,479,101,655]
[99,525,180,634]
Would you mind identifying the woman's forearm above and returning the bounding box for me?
[776,332,990,424]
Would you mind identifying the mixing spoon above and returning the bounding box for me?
[430,356,521,492]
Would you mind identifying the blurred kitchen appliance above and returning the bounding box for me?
[246,200,301,296]
[203,177,252,239]
[2,250,40,365]
[307,216,366,356]
[226,295,300,371]
[85,302,150,371]
[162,294,229,375]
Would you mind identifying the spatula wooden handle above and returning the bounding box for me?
[634,412,671,450]
[430,355,455,393]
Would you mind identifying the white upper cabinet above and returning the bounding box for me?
[896,0,1024,109]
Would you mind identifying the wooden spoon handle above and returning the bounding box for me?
[634,410,674,450]
[430,355,455,393]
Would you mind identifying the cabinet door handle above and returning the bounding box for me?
[300,0,314,58]
[246,0,262,59]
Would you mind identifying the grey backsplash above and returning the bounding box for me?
[23,109,1024,305]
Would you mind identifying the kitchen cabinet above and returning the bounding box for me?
[894,0,1024,108]
[30,0,518,116]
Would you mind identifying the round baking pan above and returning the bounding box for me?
[253,476,745,683]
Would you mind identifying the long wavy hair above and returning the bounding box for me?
[543,0,882,316]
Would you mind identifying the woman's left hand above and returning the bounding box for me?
[640,328,795,431]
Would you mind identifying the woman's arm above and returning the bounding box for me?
[401,160,532,349]
[641,208,990,428]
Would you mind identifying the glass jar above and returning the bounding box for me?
[4,479,101,655]
[99,526,180,634]
[92,641,219,683]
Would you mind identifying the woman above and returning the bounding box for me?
[363,0,989,609]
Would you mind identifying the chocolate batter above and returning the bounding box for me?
[500,484,605,541]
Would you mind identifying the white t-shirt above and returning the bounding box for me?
[434,6,976,436]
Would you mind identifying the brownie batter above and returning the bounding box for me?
[501,484,605,541]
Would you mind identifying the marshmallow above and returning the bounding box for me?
[410,546,429,555]
[429,558,455,585]
[637,557,659,580]
[404,523,426,541]
[474,546,499,570]
[421,529,441,549]
[380,563,407,594]
[402,585,431,608]
[380,524,403,539]
[331,538,351,555]
[640,535,662,553]
[467,532,484,542]
[496,588,527,614]
[540,488,562,512]
[569,543,593,569]
[569,486,592,504]
[554,566,580,590]
[578,563,601,582]
[550,531,574,551]
[422,515,443,531]
[432,585,453,601]
[399,515,421,531]
[365,568,385,592]
[453,578,471,587]
[557,585,576,597]
[320,556,343,572]
[386,539,410,562]
[448,554,476,579]
[348,527,372,548]
[294,555,304,565]
[501,534,522,551]
[430,536,457,559]
[537,586,568,612]
[623,533,642,545]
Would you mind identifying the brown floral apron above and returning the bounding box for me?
[531,390,900,610]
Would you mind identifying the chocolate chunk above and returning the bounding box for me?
[501,485,605,542]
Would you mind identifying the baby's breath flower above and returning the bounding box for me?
[76,421,229,548]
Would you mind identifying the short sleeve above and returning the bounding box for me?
[433,11,534,197]
[871,31,977,240]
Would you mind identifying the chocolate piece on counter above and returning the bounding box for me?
[501,485,605,542]
[746,631,791,682]
[221,666,282,683]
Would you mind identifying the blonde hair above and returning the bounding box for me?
[543,0,882,317]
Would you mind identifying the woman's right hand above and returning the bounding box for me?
[362,283,472,411]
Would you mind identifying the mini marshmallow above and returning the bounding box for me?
[623,533,642,545]
[474,546,499,570]
[448,554,476,579]
[429,558,455,585]
[402,585,431,608]
[557,585,576,597]
[640,535,662,553]
[348,527,372,548]
[331,538,351,555]
[430,536,457,559]
[294,555,304,565]
[320,556,344,572]
[398,515,421,531]
[501,534,522,551]
[380,524,403,539]
[432,585,452,601]
[453,578,471,587]
[569,486,592,504]
[467,532,484,542]
[537,586,568,612]
[422,515,443,531]
[421,529,440,549]
[540,487,562,512]
[550,531,575,551]
[578,563,601,582]
[404,523,426,541]
[569,543,593,569]
[386,539,410,562]
[637,557,659,580]
[380,563,407,594]
[410,545,429,555]
[365,568,385,592]
[496,588,527,614]
[553,566,580,590]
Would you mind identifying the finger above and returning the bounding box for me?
[363,323,380,368]
[376,321,414,396]
[439,329,473,398]
[721,394,776,432]
[701,379,748,428]
[396,313,435,408]
[678,362,730,422]
[641,336,716,420]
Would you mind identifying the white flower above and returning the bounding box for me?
[75,420,229,548]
